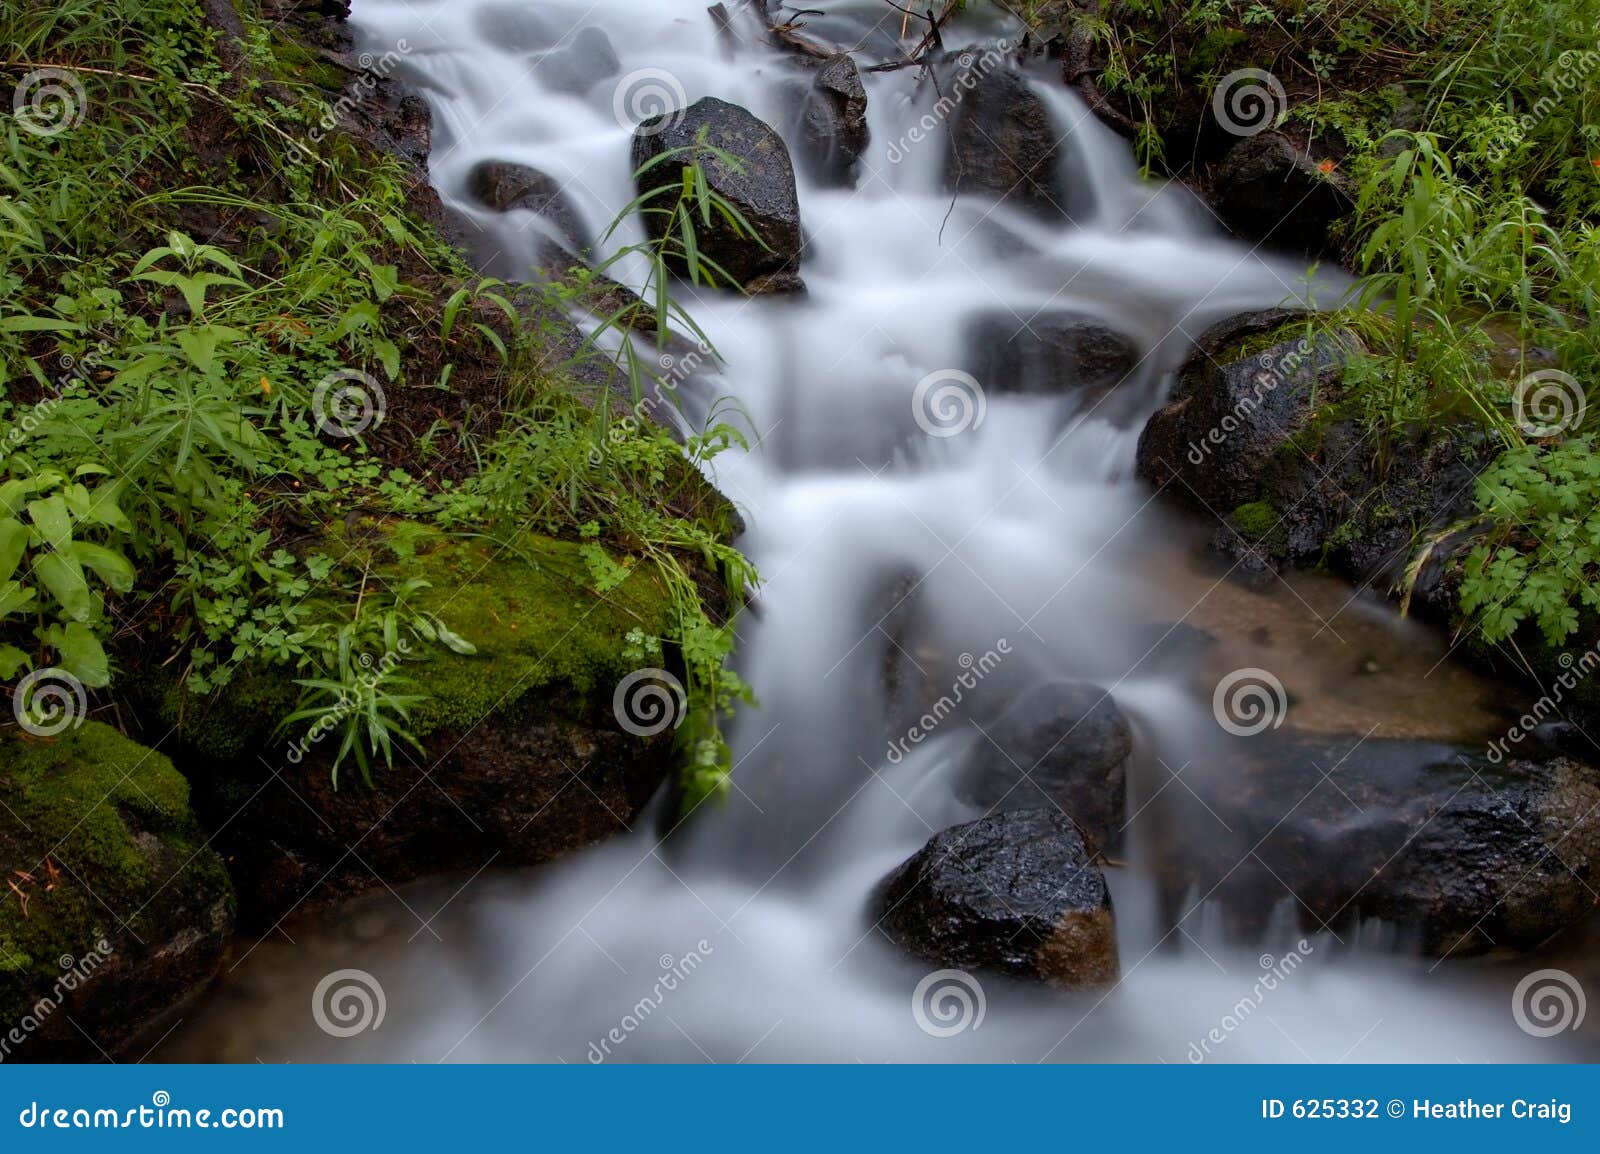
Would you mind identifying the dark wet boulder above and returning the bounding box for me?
[466,160,590,251]
[795,54,870,187]
[474,3,557,52]
[632,97,805,293]
[961,682,1132,851]
[965,309,1138,394]
[0,723,235,1060]
[1136,308,1492,593]
[945,65,1071,218]
[530,27,619,96]
[1152,734,1600,955]
[1210,132,1353,260]
[877,810,1119,988]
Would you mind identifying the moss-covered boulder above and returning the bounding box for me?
[133,529,693,927]
[0,722,234,1060]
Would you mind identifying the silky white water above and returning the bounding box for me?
[165,0,1594,1063]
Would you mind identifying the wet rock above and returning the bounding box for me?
[474,3,557,52]
[466,160,589,251]
[945,65,1072,218]
[962,682,1132,851]
[1153,734,1600,955]
[1210,132,1353,260]
[632,97,805,293]
[1136,309,1493,596]
[530,27,620,96]
[795,54,870,187]
[0,723,235,1060]
[877,810,1119,988]
[965,309,1138,394]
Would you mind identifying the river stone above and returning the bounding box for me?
[633,97,805,292]
[1153,735,1600,955]
[795,54,869,188]
[877,810,1119,988]
[465,160,590,251]
[474,4,557,52]
[965,309,1138,394]
[1210,132,1353,259]
[945,65,1071,218]
[962,682,1132,851]
[530,27,619,96]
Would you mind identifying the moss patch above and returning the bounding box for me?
[0,722,233,1018]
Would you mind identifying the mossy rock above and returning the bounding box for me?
[0,722,234,1060]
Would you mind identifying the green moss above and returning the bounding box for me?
[1229,500,1280,540]
[0,723,233,1017]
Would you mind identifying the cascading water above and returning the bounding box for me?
[163,0,1594,1062]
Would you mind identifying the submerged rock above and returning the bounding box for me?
[794,54,870,188]
[465,160,589,251]
[961,681,1132,851]
[877,809,1119,988]
[474,4,558,52]
[632,97,805,293]
[530,27,620,96]
[965,309,1139,394]
[945,65,1072,218]
[1153,734,1600,955]
[0,723,235,1060]
[1210,132,1353,260]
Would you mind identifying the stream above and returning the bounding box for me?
[161,0,1596,1063]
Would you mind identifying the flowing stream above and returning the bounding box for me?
[163,0,1596,1062]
